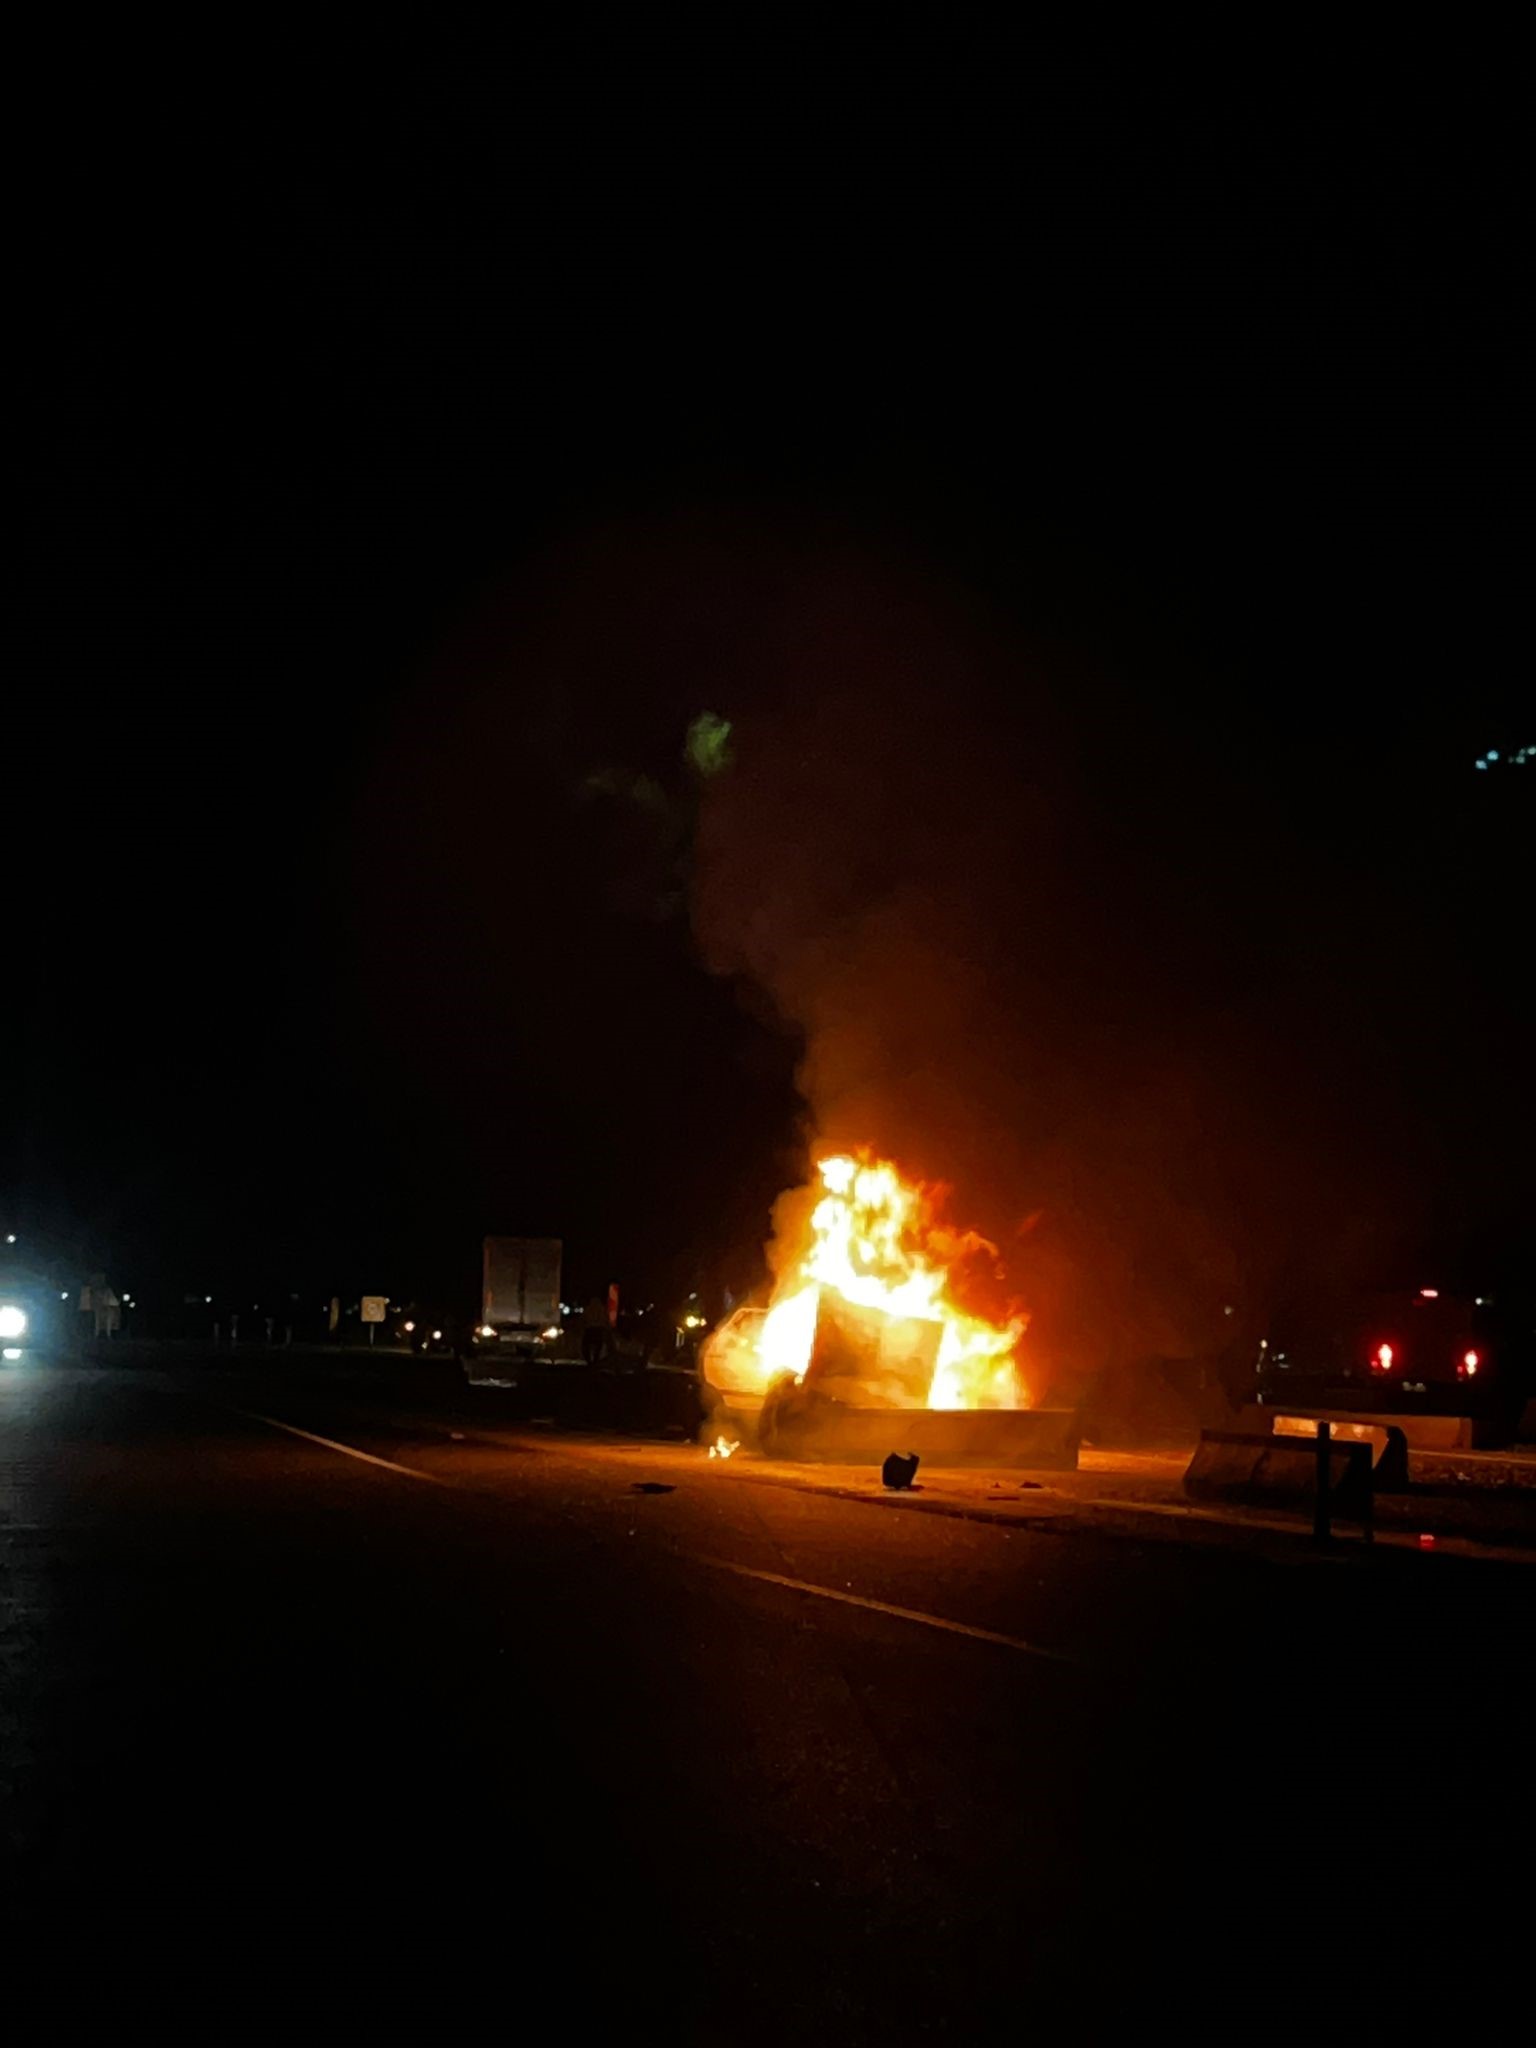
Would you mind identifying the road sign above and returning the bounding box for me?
[360,1296,387,1325]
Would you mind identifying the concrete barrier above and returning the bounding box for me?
[1253,1395,1526,1453]
[1248,1408,1411,1490]
[760,1386,1080,1469]
[1184,1428,1373,1511]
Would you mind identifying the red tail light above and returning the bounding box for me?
[1372,1342,1394,1373]
[1459,1350,1479,1378]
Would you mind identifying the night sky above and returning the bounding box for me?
[9,126,1529,1342]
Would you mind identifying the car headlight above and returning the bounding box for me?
[541,1325,561,1341]
[0,1305,27,1338]
[478,1324,497,1339]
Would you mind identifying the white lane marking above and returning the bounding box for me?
[229,1409,452,1485]
[223,1415,1077,1645]
[696,1557,1074,1663]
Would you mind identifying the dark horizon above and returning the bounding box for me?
[9,161,1531,1339]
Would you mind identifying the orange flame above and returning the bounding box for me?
[709,1152,1026,1410]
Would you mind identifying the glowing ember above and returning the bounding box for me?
[707,1435,741,1459]
[708,1152,1026,1410]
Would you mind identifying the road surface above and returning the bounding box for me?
[2,1357,1529,2036]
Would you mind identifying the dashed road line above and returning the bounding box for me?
[222,1405,1076,1657]
[228,1408,453,1485]
[694,1556,1075,1663]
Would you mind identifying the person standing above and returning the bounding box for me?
[77,1278,97,1349]
[582,1292,610,1367]
[93,1279,121,1340]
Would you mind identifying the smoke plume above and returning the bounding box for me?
[688,538,1409,1394]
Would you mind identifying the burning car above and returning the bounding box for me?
[697,1304,772,1413]
[703,1154,1023,1404]
[699,1153,1079,1468]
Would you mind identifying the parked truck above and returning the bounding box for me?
[463,1237,564,1387]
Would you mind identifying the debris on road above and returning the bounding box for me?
[882,1451,921,1490]
[632,1481,676,1495]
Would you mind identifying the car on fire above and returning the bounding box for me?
[697,1304,772,1417]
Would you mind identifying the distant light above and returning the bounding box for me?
[403,1320,416,1333]
[2,1348,20,1361]
[205,1296,212,1304]
[541,1324,561,1340]
[432,1330,442,1342]
[1419,1288,1439,1299]
[0,1306,27,1338]
[1373,1342,1394,1372]
[478,1323,496,1339]
[4,1233,15,1245]
[1222,1304,1234,1316]
[61,1291,70,1300]
[1475,759,1488,769]
[1487,750,1500,761]
[1462,1351,1479,1376]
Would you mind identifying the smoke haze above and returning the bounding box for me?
[688,535,1465,1392]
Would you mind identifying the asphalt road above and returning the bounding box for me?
[3,1357,1529,2037]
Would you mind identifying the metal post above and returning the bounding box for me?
[1313,1420,1332,1543]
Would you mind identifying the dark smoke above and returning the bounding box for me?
[346,509,1521,1385]
[688,539,1432,1397]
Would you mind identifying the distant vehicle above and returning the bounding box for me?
[397,1311,457,1358]
[0,1278,59,1362]
[1254,1286,1533,1443]
[464,1237,564,1386]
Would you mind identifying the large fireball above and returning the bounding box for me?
[707,1153,1026,1410]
